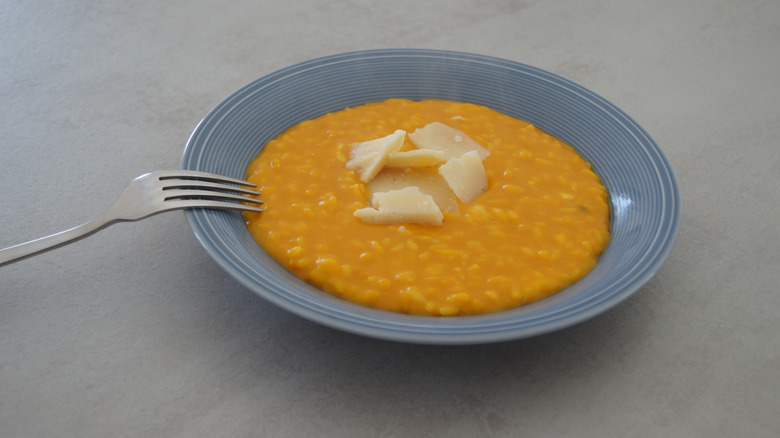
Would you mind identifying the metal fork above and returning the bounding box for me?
[0,170,263,267]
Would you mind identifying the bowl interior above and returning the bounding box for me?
[181,49,680,344]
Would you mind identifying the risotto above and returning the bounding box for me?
[244,99,610,315]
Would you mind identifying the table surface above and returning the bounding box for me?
[2,1,778,436]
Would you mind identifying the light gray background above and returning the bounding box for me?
[1,0,778,436]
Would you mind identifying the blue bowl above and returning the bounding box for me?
[181,49,681,344]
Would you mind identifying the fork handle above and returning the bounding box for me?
[0,218,112,267]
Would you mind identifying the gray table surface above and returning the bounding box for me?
[2,0,778,436]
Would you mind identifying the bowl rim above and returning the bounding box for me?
[181,48,681,344]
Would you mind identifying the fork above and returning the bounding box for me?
[0,170,263,267]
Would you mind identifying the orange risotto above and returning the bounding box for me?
[244,99,610,315]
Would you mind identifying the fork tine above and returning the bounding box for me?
[155,170,257,187]
[167,199,264,213]
[161,179,261,196]
[163,189,264,205]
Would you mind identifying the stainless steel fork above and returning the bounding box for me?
[0,170,263,267]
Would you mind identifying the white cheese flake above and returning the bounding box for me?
[407,122,490,161]
[385,149,446,168]
[354,187,443,226]
[346,129,406,182]
[438,150,489,203]
[367,168,459,215]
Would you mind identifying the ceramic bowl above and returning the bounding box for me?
[180,49,681,344]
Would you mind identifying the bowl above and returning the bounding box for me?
[180,49,681,345]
